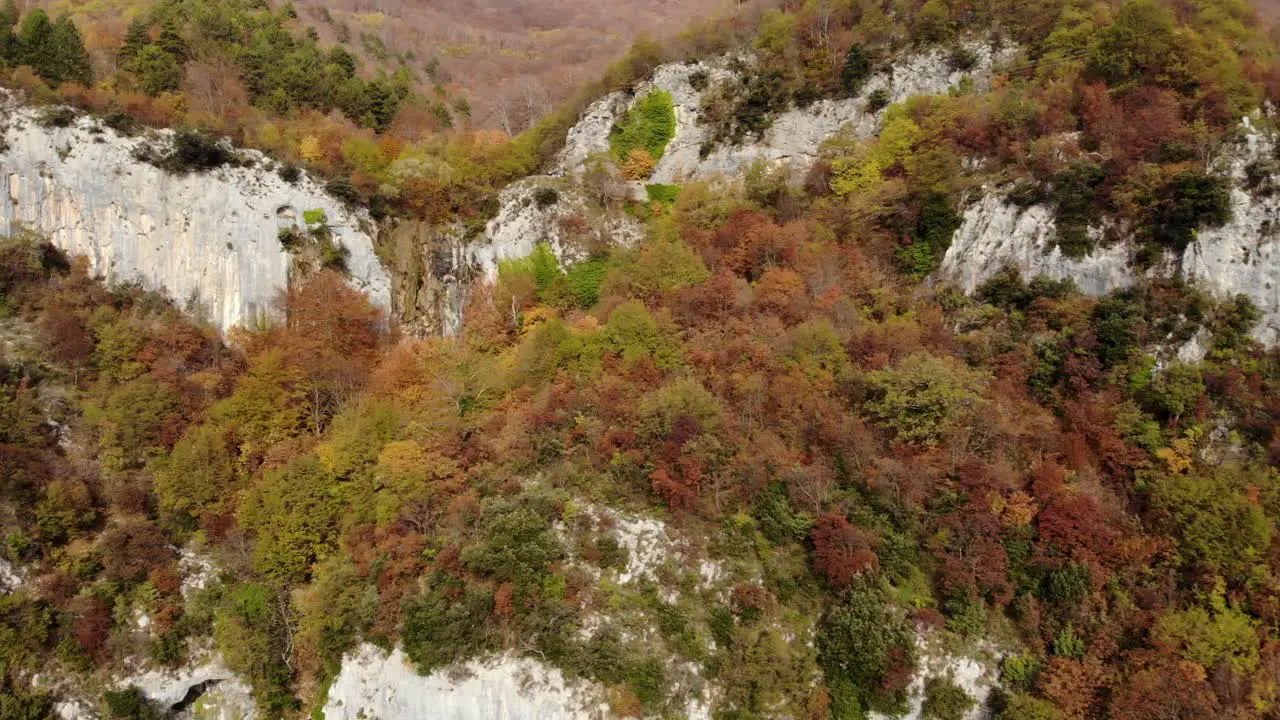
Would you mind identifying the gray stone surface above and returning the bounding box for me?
[940,116,1280,346]
[0,92,390,331]
[324,645,607,720]
[556,43,1014,184]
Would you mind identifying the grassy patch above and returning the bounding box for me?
[610,90,676,165]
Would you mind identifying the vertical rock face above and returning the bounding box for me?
[939,194,1136,296]
[556,43,1015,184]
[0,94,391,331]
[380,177,645,336]
[1181,118,1280,345]
[376,218,473,337]
[940,117,1280,345]
[468,177,644,282]
[323,644,605,720]
[122,658,257,720]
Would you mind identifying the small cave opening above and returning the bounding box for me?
[171,679,222,714]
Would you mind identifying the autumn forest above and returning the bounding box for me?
[4,1,1280,720]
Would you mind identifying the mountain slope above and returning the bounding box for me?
[4,2,1280,720]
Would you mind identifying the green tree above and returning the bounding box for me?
[1147,362,1203,420]
[94,378,179,470]
[997,694,1062,720]
[864,353,988,444]
[0,380,49,448]
[16,10,53,77]
[326,45,355,76]
[1151,464,1272,577]
[320,400,399,481]
[601,300,682,370]
[401,579,493,673]
[117,18,149,66]
[638,378,721,438]
[102,686,161,719]
[1212,294,1261,354]
[238,456,342,585]
[914,0,953,44]
[293,555,376,675]
[212,350,306,464]
[91,313,145,382]
[214,584,294,714]
[48,16,91,85]
[461,497,564,587]
[922,676,974,720]
[1148,172,1232,253]
[898,193,960,277]
[156,20,187,64]
[0,0,17,30]
[608,236,709,296]
[818,584,914,718]
[154,424,235,531]
[1086,0,1185,88]
[130,45,182,96]
[1154,585,1259,675]
[0,0,16,66]
[842,43,872,94]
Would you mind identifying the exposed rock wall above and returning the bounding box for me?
[376,218,472,336]
[556,43,1015,184]
[392,43,1011,336]
[468,177,644,282]
[0,94,391,331]
[940,117,1280,345]
[323,644,606,720]
[380,177,645,336]
[123,658,257,720]
[939,194,1136,296]
[870,636,1002,720]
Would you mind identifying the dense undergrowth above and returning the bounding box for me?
[0,172,1278,719]
[3,1,1280,720]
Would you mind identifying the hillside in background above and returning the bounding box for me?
[290,0,746,132]
[33,0,747,131]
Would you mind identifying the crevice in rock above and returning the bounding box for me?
[171,679,221,714]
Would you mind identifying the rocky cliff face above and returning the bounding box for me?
[323,645,605,720]
[556,42,1015,183]
[0,93,391,331]
[940,117,1280,345]
[378,176,644,336]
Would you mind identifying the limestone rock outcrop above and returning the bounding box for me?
[323,644,605,720]
[556,42,1015,184]
[468,176,645,282]
[940,117,1280,345]
[0,93,391,331]
[379,176,644,336]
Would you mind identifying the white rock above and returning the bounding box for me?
[0,93,391,331]
[587,506,724,591]
[940,124,1280,346]
[556,43,1014,184]
[939,194,1136,296]
[178,547,217,600]
[870,636,1001,720]
[468,177,643,284]
[175,676,256,720]
[54,698,95,720]
[323,644,606,720]
[1182,117,1280,346]
[1176,327,1213,363]
[0,556,21,591]
[123,658,241,710]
